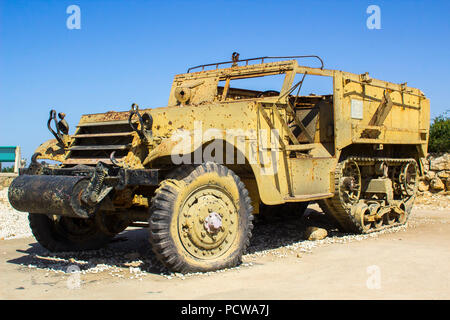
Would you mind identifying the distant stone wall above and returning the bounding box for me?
[0,173,17,190]
[419,153,450,194]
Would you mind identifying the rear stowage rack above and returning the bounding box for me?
[187,55,324,73]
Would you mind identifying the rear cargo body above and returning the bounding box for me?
[334,71,429,157]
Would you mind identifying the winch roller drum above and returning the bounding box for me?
[8,175,95,218]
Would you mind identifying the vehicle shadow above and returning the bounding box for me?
[7,205,344,275]
[247,206,342,254]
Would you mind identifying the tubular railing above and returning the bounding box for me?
[187,55,324,73]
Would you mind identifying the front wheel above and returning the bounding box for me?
[29,213,114,252]
[149,162,254,273]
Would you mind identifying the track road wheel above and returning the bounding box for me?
[353,203,373,233]
[369,203,383,229]
[149,162,254,273]
[383,210,396,225]
[28,213,113,252]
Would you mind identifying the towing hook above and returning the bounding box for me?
[47,109,69,147]
[47,109,63,145]
[31,152,41,164]
[128,103,153,142]
[109,151,123,167]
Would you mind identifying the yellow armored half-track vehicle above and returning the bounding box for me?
[8,54,430,272]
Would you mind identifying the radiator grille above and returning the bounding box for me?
[64,120,135,165]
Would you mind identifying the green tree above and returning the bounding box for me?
[428,111,450,153]
[1,166,14,173]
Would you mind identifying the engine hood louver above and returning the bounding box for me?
[64,120,136,165]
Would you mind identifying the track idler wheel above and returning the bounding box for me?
[400,161,418,197]
[391,202,408,225]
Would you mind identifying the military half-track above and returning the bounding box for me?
[8,54,430,272]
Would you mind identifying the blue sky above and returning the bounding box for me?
[0,0,449,163]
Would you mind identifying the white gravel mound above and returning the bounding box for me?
[0,188,32,240]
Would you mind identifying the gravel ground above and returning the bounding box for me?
[0,186,448,280]
[0,188,32,240]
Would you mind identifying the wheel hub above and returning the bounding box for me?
[178,186,238,259]
[204,211,222,234]
[342,177,356,191]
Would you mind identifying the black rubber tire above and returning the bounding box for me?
[148,162,254,273]
[95,211,130,237]
[28,213,113,252]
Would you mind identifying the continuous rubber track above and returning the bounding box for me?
[148,162,254,273]
[318,157,417,234]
